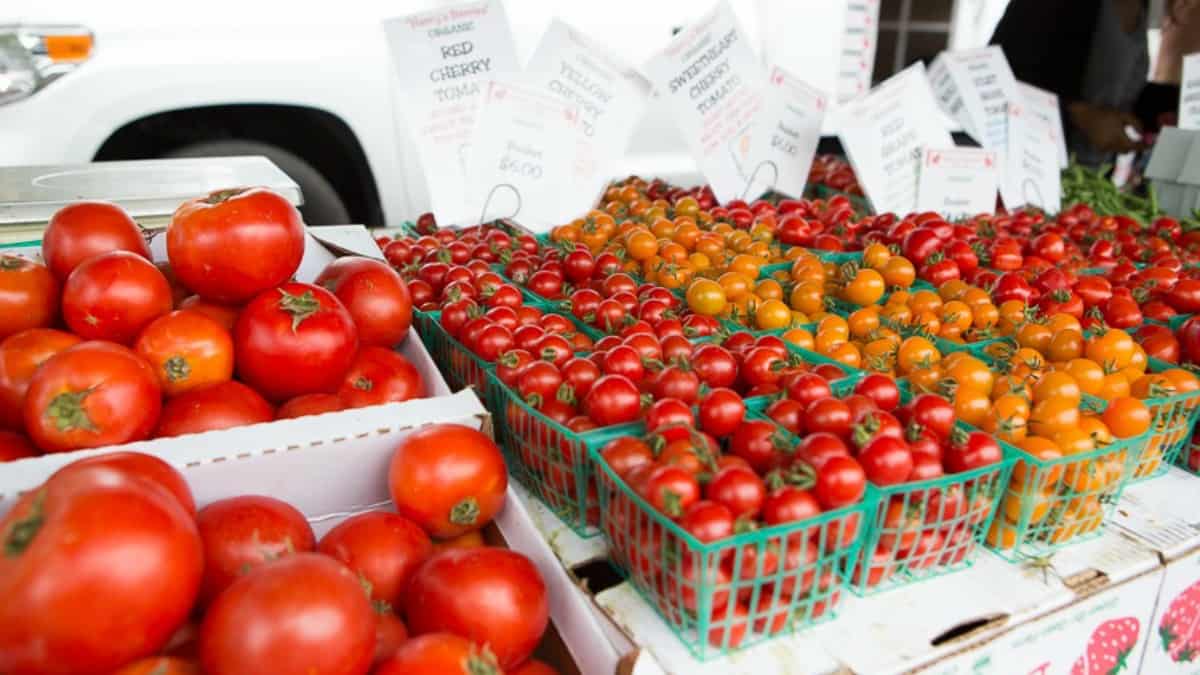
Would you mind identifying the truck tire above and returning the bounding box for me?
[164,140,350,225]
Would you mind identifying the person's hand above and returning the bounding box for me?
[1068,102,1144,153]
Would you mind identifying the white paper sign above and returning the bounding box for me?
[1018,81,1069,168]
[917,147,999,220]
[836,63,954,216]
[383,1,519,224]
[526,19,651,210]
[838,0,880,103]
[1003,102,1062,213]
[760,0,846,100]
[928,54,977,139]
[932,46,1019,150]
[465,80,582,233]
[745,66,827,199]
[1180,52,1200,131]
[643,0,766,204]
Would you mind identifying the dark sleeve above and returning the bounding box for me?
[1135,82,1180,130]
[989,0,1101,107]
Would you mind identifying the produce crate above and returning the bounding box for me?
[985,398,1143,561]
[416,309,496,400]
[1129,357,1200,481]
[591,444,876,660]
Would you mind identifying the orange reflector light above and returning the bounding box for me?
[45,34,92,62]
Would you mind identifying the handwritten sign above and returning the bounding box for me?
[1018,81,1069,168]
[1181,52,1200,131]
[838,0,880,103]
[1002,102,1061,213]
[928,53,977,138]
[931,46,1019,150]
[917,147,999,220]
[383,0,519,224]
[745,66,827,199]
[837,63,953,216]
[643,0,765,204]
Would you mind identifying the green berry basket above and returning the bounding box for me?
[1127,357,1200,482]
[415,308,494,398]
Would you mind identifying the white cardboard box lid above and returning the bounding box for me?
[1113,467,1200,560]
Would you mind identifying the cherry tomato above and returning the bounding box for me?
[62,251,173,344]
[155,380,274,438]
[315,257,412,347]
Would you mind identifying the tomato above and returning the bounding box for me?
[730,419,788,473]
[903,394,955,439]
[1075,276,1114,308]
[641,464,702,517]
[60,251,173,344]
[510,659,561,675]
[1102,295,1143,329]
[1102,396,1151,439]
[560,356,601,398]
[113,657,200,675]
[235,282,359,402]
[23,341,162,453]
[0,328,81,431]
[517,361,563,403]
[944,429,1002,472]
[741,347,786,387]
[134,309,234,397]
[337,346,425,408]
[315,256,413,347]
[53,450,196,515]
[602,344,645,381]
[854,373,900,411]
[652,364,701,403]
[527,269,564,299]
[583,374,643,426]
[692,344,739,388]
[318,511,433,608]
[403,548,548,669]
[154,380,274,437]
[0,464,202,674]
[859,436,914,486]
[1179,316,1200,362]
[200,553,375,675]
[681,500,736,542]
[0,255,58,341]
[806,398,853,438]
[599,436,655,478]
[375,633,501,675]
[698,387,746,438]
[814,455,867,509]
[42,201,152,281]
[1031,232,1065,262]
[786,372,833,408]
[0,429,36,461]
[902,228,942,265]
[168,187,305,303]
[991,273,1034,305]
[536,333,573,368]
[276,392,345,419]
[1168,278,1200,314]
[797,431,850,469]
[388,424,507,539]
[195,495,315,605]
[706,465,766,518]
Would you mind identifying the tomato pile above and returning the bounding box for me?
[0,191,425,457]
[0,424,564,675]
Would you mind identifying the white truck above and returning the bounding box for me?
[0,1,746,227]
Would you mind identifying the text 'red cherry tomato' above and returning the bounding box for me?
[388,424,507,539]
[135,310,234,397]
[0,328,81,432]
[315,256,413,348]
[23,341,162,453]
[168,187,305,303]
[403,548,549,670]
[62,251,173,344]
[0,255,58,341]
[337,346,426,408]
[318,511,433,609]
[154,380,274,438]
[199,553,375,675]
[42,200,152,281]
[234,282,359,402]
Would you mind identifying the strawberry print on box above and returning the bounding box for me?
[1072,617,1140,674]
[1140,549,1200,673]
[1160,578,1200,664]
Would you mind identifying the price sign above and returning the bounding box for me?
[745,66,827,199]
[931,46,1019,150]
[1002,102,1061,213]
[917,147,999,220]
[1018,81,1069,169]
[643,0,766,204]
[836,63,953,216]
[928,53,977,138]
[465,80,582,233]
[838,0,880,103]
[526,19,651,212]
[1181,52,1200,131]
[383,0,519,224]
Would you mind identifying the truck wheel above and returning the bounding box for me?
[164,140,350,225]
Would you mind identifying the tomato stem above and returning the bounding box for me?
[449,497,480,526]
[277,289,321,331]
[4,490,45,558]
[45,388,98,432]
[163,355,191,383]
[467,645,502,675]
[204,187,249,204]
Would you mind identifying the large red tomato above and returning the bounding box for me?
[404,548,548,670]
[0,464,203,674]
[135,310,235,397]
[388,424,507,539]
[154,380,274,438]
[112,657,200,675]
[337,346,426,407]
[374,633,501,675]
[315,256,413,347]
[0,429,36,461]
[0,255,58,340]
[195,495,316,605]
[234,282,359,402]
[317,511,433,608]
[178,295,240,332]
[42,200,151,281]
[199,553,375,675]
[51,450,195,515]
[276,392,346,419]
[167,187,305,303]
[0,328,81,431]
[62,251,173,344]
[23,341,162,453]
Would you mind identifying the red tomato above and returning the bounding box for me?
[52,450,195,515]
[0,429,36,461]
[155,380,274,438]
[903,394,955,439]
[234,282,359,402]
[112,657,200,675]
[403,548,548,670]
[276,392,346,419]
[178,295,240,332]
[337,346,426,408]
[195,495,315,605]
[199,553,375,675]
[62,251,173,344]
[599,436,655,478]
[705,465,766,519]
[168,187,305,303]
[730,419,788,474]
[135,310,235,397]
[388,424,507,539]
[699,387,746,438]
[762,485,822,527]
[640,464,702,517]
[0,255,58,341]
[0,328,81,431]
[374,633,500,675]
[944,430,1002,472]
[858,436,915,486]
[681,500,736,542]
[814,455,867,509]
[318,511,433,608]
[0,464,202,674]
[315,256,413,347]
[510,658,561,675]
[23,341,162,453]
[692,344,738,388]
[372,611,409,667]
[854,373,900,411]
[786,373,833,408]
[582,374,643,426]
[42,201,152,281]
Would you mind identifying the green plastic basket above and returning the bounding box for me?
[1128,357,1200,482]
[591,439,875,660]
[985,396,1143,562]
[416,310,496,398]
